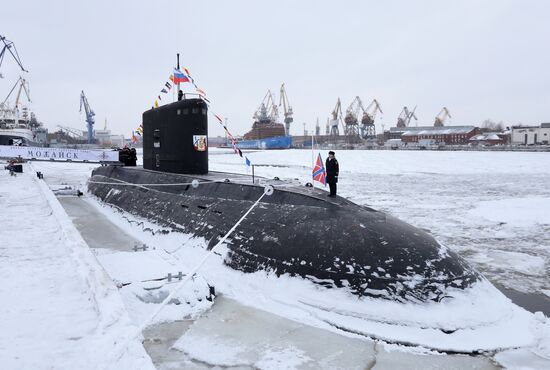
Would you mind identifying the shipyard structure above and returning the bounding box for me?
[226,95,549,150]
[236,85,293,149]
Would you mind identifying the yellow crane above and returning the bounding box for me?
[278,83,293,135]
[329,98,343,136]
[0,76,31,123]
[360,99,383,139]
[397,106,417,128]
[344,96,363,137]
[253,90,279,124]
[434,107,451,127]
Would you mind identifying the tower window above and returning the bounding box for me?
[154,129,161,148]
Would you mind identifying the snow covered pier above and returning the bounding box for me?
[0,164,154,369]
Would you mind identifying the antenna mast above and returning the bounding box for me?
[177,53,180,89]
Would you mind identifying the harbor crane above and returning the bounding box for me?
[0,35,27,78]
[0,76,31,122]
[14,77,31,107]
[13,77,31,122]
[360,99,383,139]
[253,90,279,124]
[396,106,418,128]
[434,107,451,127]
[278,83,293,135]
[2,76,30,106]
[344,96,364,138]
[329,98,343,136]
[79,90,96,144]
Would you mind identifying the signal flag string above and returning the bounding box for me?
[137,63,251,168]
[178,65,251,168]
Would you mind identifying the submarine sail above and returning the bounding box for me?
[143,98,208,175]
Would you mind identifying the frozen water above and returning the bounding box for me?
[372,347,498,370]
[172,295,377,369]
[469,197,550,227]
[58,196,137,252]
[495,349,550,370]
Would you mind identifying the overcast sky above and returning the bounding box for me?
[2,0,549,137]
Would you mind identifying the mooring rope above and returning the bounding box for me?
[88,174,253,189]
[88,178,215,188]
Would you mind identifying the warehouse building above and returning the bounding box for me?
[511,123,550,145]
[400,126,479,145]
[469,133,506,146]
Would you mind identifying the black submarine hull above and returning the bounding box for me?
[88,165,479,302]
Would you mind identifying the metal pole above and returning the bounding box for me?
[176,53,181,99]
[311,134,314,189]
[252,165,255,184]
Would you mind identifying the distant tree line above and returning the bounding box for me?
[480,119,504,132]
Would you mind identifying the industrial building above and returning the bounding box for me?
[94,129,125,147]
[511,123,550,145]
[469,133,507,146]
[387,107,450,141]
[400,126,480,145]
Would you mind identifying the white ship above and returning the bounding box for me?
[0,77,44,146]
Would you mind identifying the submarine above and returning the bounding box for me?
[86,95,543,353]
[88,97,481,303]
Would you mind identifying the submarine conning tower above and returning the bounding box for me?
[143,98,209,175]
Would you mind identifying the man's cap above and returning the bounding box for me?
[328,151,335,155]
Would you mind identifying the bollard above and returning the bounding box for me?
[166,271,184,282]
[132,243,149,252]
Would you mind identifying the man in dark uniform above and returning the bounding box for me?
[325,151,339,197]
[129,147,137,166]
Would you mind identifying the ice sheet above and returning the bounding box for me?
[206,149,550,295]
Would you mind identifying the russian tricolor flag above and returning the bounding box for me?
[173,68,190,84]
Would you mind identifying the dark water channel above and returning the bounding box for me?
[495,283,550,316]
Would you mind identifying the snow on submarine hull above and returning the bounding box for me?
[89,98,480,302]
[88,165,479,303]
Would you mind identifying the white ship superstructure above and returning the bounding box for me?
[0,76,41,146]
